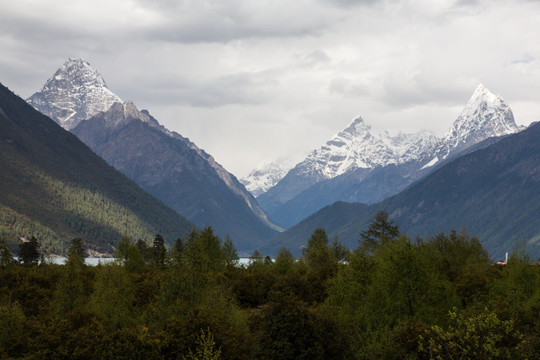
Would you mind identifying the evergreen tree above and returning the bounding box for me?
[174,237,185,260]
[152,233,166,268]
[114,234,132,263]
[187,227,226,273]
[18,236,41,266]
[250,250,263,263]
[135,238,151,264]
[303,228,338,281]
[50,259,86,318]
[114,235,145,272]
[274,247,295,274]
[67,237,86,268]
[330,236,350,262]
[90,264,134,331]
[360,210,399,253]
[367,236,456,326]
[326,247,376,325]
[222,235,239,267]
[0,238,15,267]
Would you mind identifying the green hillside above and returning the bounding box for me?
[262,201,368,256]
[0,83,195,254]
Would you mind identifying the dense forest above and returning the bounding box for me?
[0,212,539,359]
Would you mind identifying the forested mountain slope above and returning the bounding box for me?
[72,102,279,252]
[0,83,194,254]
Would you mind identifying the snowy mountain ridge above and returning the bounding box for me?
[297,117,439,181]
[258,84,521,196]
[242,119,439,197]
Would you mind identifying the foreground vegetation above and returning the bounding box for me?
[1,212,539,359]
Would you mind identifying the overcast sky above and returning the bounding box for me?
[1,0,539,177]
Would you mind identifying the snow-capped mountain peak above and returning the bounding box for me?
[439,83,522,159]
[27,58,123,130]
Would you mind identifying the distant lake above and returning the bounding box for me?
[45,257,116,266]
[45,257,255,266]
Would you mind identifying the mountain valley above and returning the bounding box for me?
[5,58,538,261]
[27,59,279,253]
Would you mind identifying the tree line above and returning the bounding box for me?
[0,211,539,359]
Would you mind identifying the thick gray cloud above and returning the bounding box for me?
[136,70,278,107]
[1,0,540,176]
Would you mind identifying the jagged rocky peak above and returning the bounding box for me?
[442,84,522,155]
[100,101,146,127]
[27,58,123,130]
[341,116,371,137]
[84,100,172,137]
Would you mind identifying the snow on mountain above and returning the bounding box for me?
[258,84,523,226]
[27,58,123,130]
[279,84,521,187]
[426,84,524,168]
[256,118,439,214]
[241,160,295,197]
[290,116,439,184]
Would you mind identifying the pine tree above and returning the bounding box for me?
[222,235,239,267]
[0,238,15,267]
[360,210,399,253]
[152,234,166,268]
[303,228,338,281]
[18,236,41,266]
[67,237,86,268]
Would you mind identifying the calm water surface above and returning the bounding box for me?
[46,257,254,266]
